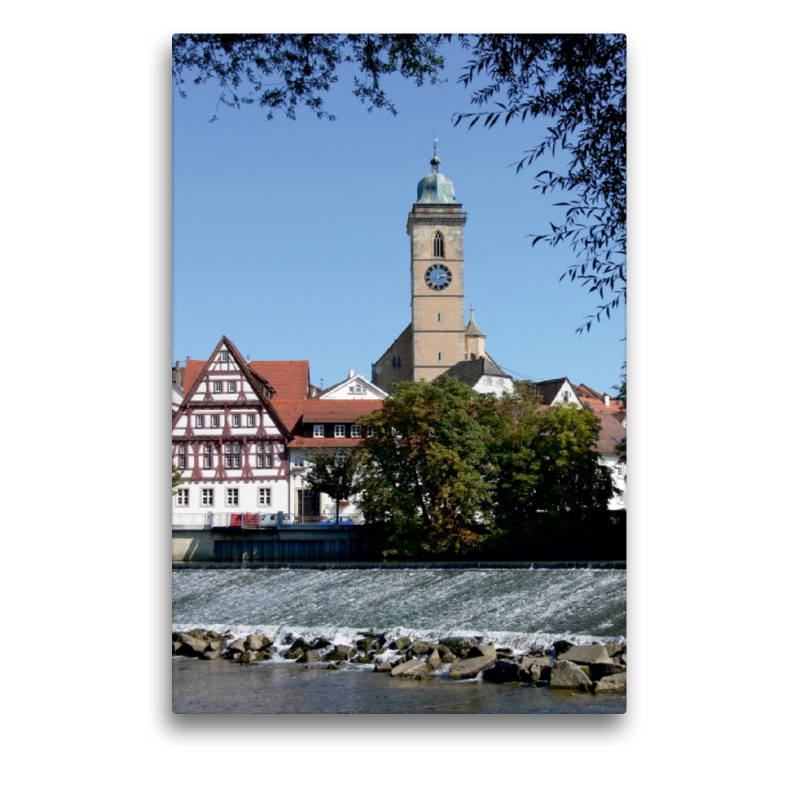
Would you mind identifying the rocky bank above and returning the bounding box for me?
[172,629,626,694]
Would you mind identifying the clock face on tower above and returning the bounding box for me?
[424,264,453,291]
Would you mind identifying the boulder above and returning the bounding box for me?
[391,659,430,678]
[288,637,313,653]
[227,638,247,655]
[482,660,526,684]
[311,637,333,650]
[374,660,394,673]
[172,641,181,655]
[495,647,514,659]
[552,640,575,656]
[428,650,442,670]
[589,662,627,681]
[177,634,209,658]
[448,653,497,681]
[468,644,496,660]
[200,648,222,661]
[549,660,592,690]
[557,644,613,665]
[390,636,410,650]
[356,638,375,653]
[594,673,627,693]
[298,649,320,664]
[439,638,475,658]
[206,640,223,652]
[411,640,434,656]
[285,648,304,660]
[245,634,271,651]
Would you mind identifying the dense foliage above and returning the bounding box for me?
[352,378,616,559]
[173,34,626,330]
[487,381,617,554]
[355,377,496,557]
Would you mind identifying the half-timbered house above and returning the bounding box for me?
[172,336,294,528]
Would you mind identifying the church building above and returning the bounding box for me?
[372,149,502,392]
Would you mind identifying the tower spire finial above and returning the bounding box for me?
[431,137,440,172]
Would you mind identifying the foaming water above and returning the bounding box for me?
[172,568,626,650]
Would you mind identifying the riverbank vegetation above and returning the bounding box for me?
[307,377,624,561]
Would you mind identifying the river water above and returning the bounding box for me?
[172,566,626,714]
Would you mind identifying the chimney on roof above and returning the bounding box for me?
[348,368,354,379]
[603,393,610,407]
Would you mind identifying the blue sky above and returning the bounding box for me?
[172,38,626,393]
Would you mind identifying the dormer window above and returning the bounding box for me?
[433,230,445,258]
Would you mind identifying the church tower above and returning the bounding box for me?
[407,149,467,382]
[372,148,497,392]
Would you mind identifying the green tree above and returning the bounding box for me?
[173,34,625,330]
[355,376,496,558]
[172,464,182,495]
[304,448,362,524]
[489,383,616,549]
[172,34,445,121]
[454,34,626,333]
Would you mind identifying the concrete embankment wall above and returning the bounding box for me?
[172,529,360,563]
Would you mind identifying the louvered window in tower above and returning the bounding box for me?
[433,231,445,258]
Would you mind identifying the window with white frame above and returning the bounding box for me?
[204,456,212,468]
[294,454,305,468]
[232,414,240,427]
[258,488,272,506]
[313,425,324,438]
[195,415,204,428]
[616,464,624,476]
[225,456,232,468]
[228,381,236,392]
[176,488,189,506]
[179,445,186,455]
[257,444,264,453]
[214,381,222,392]
[366,426,374,437]
[202,488,214,506]
[233,456,241,468]
[205,445,212,454]
[221,351,229,362]
[233,444,241,454]
[226,488,239,506]
[257,455,273,468]
[247,414,255,427]
[351,424,361,438]
[211,415,220,427]
[334,424,345,438]
[179,456,186,469]
[225,445,232,454]
[483,377,493,386]
[335,451,346,464]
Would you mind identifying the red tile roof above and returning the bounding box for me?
[299,399,384,423]
[249,361,310,399]
[594,413,627,455]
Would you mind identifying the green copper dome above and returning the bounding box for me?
[416,151,457,203]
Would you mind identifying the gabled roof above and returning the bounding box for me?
[529,377,572,406]
[249,361,311,399]
[319,373,388,399]
[440,358,512,387]
[593,413,627,456]
[299,399,384,423]
[573,382,626,418]
[174,336,290,438]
